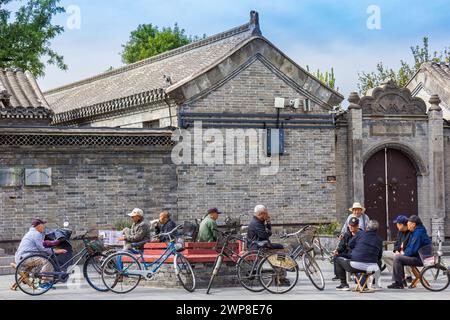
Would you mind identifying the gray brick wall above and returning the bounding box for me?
[177,59,340,225]
[0,147,177,241]
[444,127,450,237]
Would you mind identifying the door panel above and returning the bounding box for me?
[363,148,418,240]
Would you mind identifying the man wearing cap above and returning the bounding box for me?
[15,219,67,265]
[118,208,151,250]
[331,217,361,281]
[382,215,412,282]
[388,215,432,289]
[197,208,221,243]
[341,202,370,234]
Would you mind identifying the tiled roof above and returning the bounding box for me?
[0,69,53,120]
[427,61,450,80]
[45,13,260,115]
[0,69,49,108]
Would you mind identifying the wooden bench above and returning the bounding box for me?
[122,241,245,264]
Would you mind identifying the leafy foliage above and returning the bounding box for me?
[0,0,67,77]
[121,23,205,64]
[316,222,341,236]
[358,37,450,95]
[306,65,338,91]
[114,219,132,231]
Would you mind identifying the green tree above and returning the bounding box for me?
[306,65,338,91]
[0,0,67,77]
[358,37,450,95]
[121,23,204,64]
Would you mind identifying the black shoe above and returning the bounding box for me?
[278,278,291,287]
[331,276,340,281]
[402,279,407,287]
[406,276,413,284]
[380,264,387,272]
[387,282,404,289]
[336,283,350,291]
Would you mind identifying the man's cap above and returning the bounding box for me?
[127,208,144,217]
[349,217,360,226]
[393,215,408,225]
[207,208,222,215]
[407,215,422,225]
[31,218,47,227]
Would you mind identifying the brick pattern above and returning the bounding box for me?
[0,147,177,241]
[177,60,339,225]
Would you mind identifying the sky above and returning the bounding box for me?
[24,0,450,101]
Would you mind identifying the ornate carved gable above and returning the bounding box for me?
[360,81,427,116]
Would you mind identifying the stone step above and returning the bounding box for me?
[0,265,15,276]
[0,256,15,265]
[0,248,5,257]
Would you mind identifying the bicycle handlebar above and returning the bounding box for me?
[280,225,312,239]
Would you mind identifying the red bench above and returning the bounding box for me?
[122,241,246,264]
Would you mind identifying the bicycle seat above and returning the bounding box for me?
[254,240,270,248]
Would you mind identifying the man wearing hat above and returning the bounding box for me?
[15,219,67,265]
[197,208,221,243]
[341,202,370,234]
[331,217,361,281]
[382,215,412,282]
[118,208,151,250]
[388,215,432,289]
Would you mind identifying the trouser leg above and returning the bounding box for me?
[392,255,422,283]
[382,251,395,272]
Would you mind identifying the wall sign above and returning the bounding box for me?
[0,168,23,187]
[25,168,52,186]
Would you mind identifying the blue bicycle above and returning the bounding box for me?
[100,225,196,294]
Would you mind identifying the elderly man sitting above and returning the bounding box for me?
[118,208,151,250]
[247,205,284,250]
[387,215,432,289]
[335,220,383,291]
[154,211,177,243]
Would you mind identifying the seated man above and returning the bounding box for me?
[335,220,383,291]
[197,208,221,243]
[382,215,412,283]
[118,208,151,250]
[154,211,177,243]
[331,217,361,281]
[14,219,67,290]
[247,205,283,250]
[387,215,432,289]
[15,218,67,265]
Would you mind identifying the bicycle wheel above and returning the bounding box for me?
[206,255,223,294]
[101,252,142,294]
[237,251,265,292]
[420,264,450,292]
[174,253,196,292]
[83,253,109,292]
[302,252,325,291]
[15,254,57,296]
[257,253,299,294]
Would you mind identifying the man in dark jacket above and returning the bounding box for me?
[247,205,283,251]
[155,211,177,243]
[382,215,412,280]
[388,215,432,289]
[331,217,361,281]
[335,220,383,291]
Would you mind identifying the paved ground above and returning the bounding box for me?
[1,259,449,300]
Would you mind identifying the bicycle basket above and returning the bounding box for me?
[418,244,435,267]
[86,239,106,254]
[267,254,297,270]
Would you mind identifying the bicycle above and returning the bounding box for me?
[257,225,325,294]
[206,228,269,294]
[100,225,195,294]
[15,228,110,296]
[420,230,450,292]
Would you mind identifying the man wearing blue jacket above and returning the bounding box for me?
[388,215,432,289]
